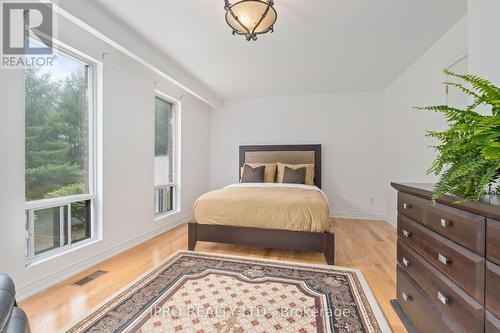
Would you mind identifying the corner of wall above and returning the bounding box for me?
[382,15,468,223]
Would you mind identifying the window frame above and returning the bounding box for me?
[154,91,180,218]
[24,40,102,265]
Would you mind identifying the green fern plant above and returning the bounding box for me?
[416,70,500,202]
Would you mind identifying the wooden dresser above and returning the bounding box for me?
[391,183,500,333]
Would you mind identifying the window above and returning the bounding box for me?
[154,96,177,215]
[24,45,98,262]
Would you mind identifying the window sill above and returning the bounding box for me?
[25,237,101,268]
[154,209,181,222]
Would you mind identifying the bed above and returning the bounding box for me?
[188,144,335,265]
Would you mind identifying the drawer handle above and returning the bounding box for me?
[440,219,451,228]
[403,203,411,210]
[402,230,411,238]
[402,257,411,267]
[437,292,449,305]
[438,253,450,265]
[402,292,412,302]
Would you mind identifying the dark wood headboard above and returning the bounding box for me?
[239,144,322,188]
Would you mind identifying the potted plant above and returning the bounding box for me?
[417,70,500,202]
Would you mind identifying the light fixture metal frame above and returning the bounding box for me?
[224,0,277,41]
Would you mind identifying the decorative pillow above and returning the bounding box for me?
[240,163,277,183]
[240,164,265,183]
[276,162,315,185]
[282,166,306,184]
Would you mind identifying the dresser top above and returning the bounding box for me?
[392,182,500,221]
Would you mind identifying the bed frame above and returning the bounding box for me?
[188,144,335,265]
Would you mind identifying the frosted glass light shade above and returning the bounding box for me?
[225,0,277,41]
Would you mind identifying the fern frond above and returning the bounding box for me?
[422,71,500,202]
[445,70,500,99]
[443,81,481,99]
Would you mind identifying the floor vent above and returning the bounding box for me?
[73,270,108,286]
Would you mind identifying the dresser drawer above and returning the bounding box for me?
[488,219,500,265]
[397,265,452,333]
[426,203,485,255]
[397,240,484,333]
[486,261,500,319]
[398,214,485,302]
[486,310,500,333]
[398,192,427,223]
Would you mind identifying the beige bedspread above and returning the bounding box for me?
[193,183,331,233]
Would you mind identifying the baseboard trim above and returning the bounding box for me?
[385,215,397,227]
[331,212,395,228]
[16,215,191,301]
[331,211,385,221]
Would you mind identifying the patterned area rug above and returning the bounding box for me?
[63,251,391,333]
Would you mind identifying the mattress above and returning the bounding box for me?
[193,183,331,233]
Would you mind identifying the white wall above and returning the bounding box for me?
[0,7,211,299]
[384,17,468,224]
[210,17,470,225]
[209,92,387,220]
[468,0,500,86]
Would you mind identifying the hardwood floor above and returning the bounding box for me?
[20,218,405,332]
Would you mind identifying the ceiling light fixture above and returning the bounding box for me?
[224,0,277,41]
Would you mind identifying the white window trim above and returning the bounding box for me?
[24,40,103,265]
[154,90,181,219]
[25,194,96,210]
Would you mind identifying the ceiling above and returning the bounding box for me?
[92,0,467,100]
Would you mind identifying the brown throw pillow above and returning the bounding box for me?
[276,162,315,185]
[282,166,306,184]
[240,163,277,183]
[241,165,265,183]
